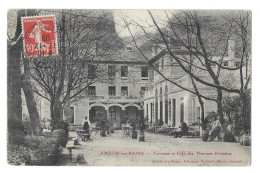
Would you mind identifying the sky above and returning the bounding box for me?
[113,10,170,38]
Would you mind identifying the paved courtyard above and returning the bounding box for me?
[65,130,250,166]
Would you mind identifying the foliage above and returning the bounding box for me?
[204,111,218,129]
[158,119,164,126]
[222,131,235,142]
[55,120,69,133]
[94,116,110,131]
[201,131,209,142]
[22,115,31,135]
[128,117,138,131]
[8,130,68,165]
[8,143,32,165]
[223,90,251,135]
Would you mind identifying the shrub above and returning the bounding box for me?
[52,129,68,147]
[201,130,209,142]
[8,143,32,165]
[8,129,68,165]
[94,116,110,131]
[24,134,61,165]
[22,115,31,135]
[222,131,235,142]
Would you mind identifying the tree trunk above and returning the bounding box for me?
[198,99,205,125]
[7,38,24,144]
[216,89,225,129]
[50,99,63,130]
[21,58,41,134]
[241,92,251,133]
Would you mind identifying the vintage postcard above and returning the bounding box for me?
[7,9,251,166]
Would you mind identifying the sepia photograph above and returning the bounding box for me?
[6,7,251,166]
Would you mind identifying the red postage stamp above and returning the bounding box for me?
[22,15,58,57]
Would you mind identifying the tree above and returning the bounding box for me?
[29,10,123,129]
[7,9,25,144]
[123,10,251,128]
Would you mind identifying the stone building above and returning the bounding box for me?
[65,45,153,128]
[143,40,241,129]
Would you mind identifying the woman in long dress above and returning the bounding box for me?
[82,116,91,141]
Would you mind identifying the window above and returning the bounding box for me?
[88,86,96,96]
[121,86,128,96]
[140,86,146,96]
[141,87,146,91]
[223,61,229,66]
[109,86,116,96]
[210,62,216,66]
[161,58,164,69]
[88,65,96,78]
[125,46,133,51]
[108,65,116,77]
[234,61,240,67]
[121,66,128,77]
[141,67,148,77]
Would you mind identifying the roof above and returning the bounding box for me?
[149,50,167,64]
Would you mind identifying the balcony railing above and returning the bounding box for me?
[109,96,121,99]
[126,96,138,99]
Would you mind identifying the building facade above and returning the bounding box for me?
[64,46,153,128]
[144,40,240,129]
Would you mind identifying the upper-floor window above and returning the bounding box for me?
[121,86,128,96]
[109,86,116,96]
[125,46,133,52]
[234,61,240,67]
[108,65,116,77]
[161,58,164,69]
[140,87,146,96]
[88,86,96,96]
[223,61,229,67]
[210,62,216,66]
[141,67,148,77]
[121,66,128,77]
[88,65,96,79]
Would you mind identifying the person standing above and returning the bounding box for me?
[82,116,91,141]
